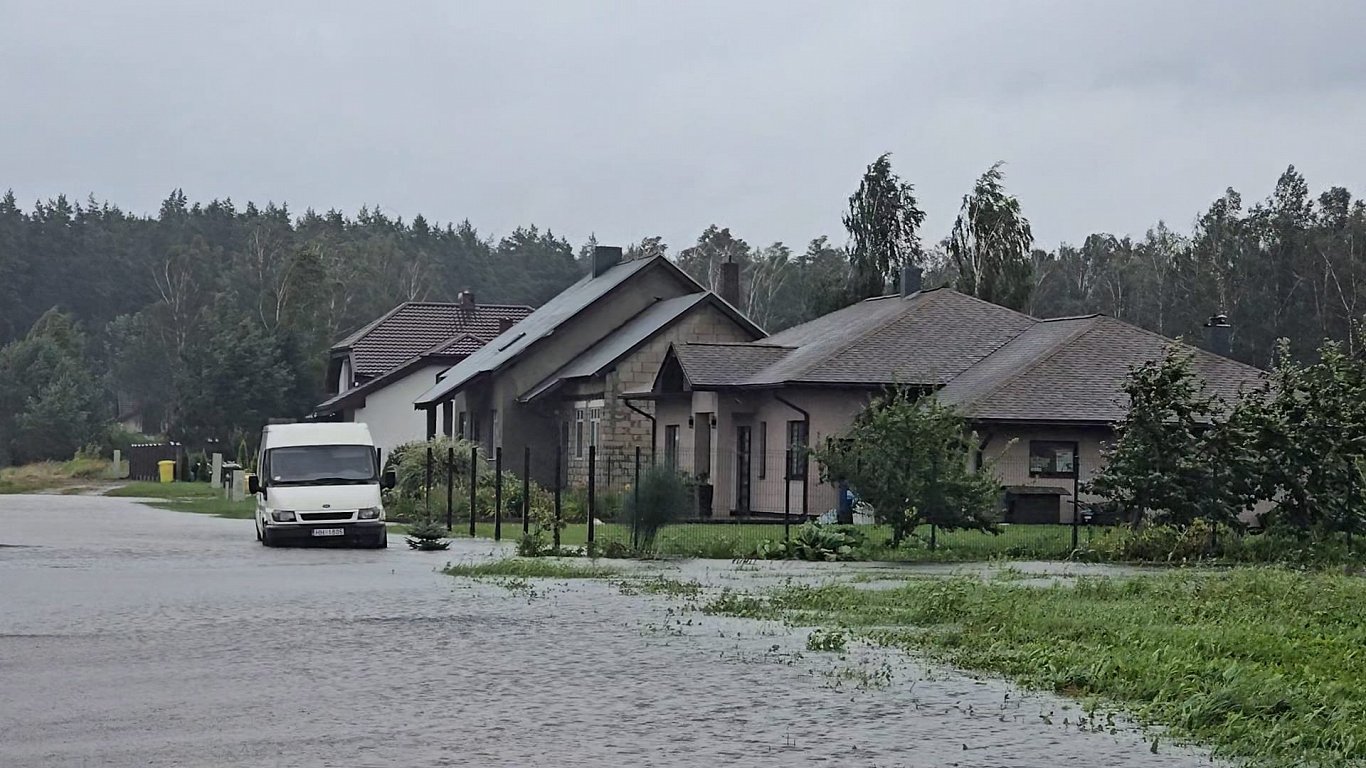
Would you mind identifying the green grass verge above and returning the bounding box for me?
[417,518,1087,561]
[706,568,1366,767]
[107,481,256,519]
[444,558,618,579]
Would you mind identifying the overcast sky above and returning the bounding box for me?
[2,1,1364,253]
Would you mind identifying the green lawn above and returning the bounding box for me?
[107,481,256,519]
[426,519,1086,561]
[711,568,1366,767]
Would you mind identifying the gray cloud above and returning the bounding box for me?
[2,0,1363,254]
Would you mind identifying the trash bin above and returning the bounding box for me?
[157,460,176,484]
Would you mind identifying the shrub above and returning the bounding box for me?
[405,519,451,551]
[621,466,692,551]
[752,522,863,562]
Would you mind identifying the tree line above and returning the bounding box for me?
[0,156,1361,464]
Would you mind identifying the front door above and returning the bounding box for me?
[735,425,752,514]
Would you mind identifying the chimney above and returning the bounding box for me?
[592,245,623,278]
[497,317,516,334]
[458,290,475,311]
[1205,313,1232,357]
[719,260,741,308]
[900,264,923,298]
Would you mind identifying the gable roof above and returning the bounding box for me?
[415,255,741,407]
[336,301,533,380]
[666,288,1035,389]
[937,315,1267,423]
[658,286,1267,425]
[519,293,761,403]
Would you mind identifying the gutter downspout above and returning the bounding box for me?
[774,393,810,520]
[622,395,657,462]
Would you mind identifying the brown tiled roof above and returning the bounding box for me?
[673,288,1035,388]
[337,302,533,380]
[666,286,1267,425]
[937,316,1268,422]
[673,343,794,387]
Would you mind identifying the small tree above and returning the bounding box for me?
[816,391,1000,544]
[622,465,692,552]
[1087,348,1263,528]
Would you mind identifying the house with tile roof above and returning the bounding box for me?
[413,246,763,487]
[645,267,1266,523]
[311,296,533,459]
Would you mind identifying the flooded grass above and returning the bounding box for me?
[707,567,1366,767]
[107,481,256,519]
[444,558,619,580]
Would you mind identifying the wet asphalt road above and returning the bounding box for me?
[1,495,1217,767]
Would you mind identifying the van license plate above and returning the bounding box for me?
[312,528,344,537]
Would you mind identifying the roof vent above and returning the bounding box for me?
[458,290,475,310]
[592,245,623,278]
[497,317,516,334]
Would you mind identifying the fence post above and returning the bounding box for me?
[553,446,562,549]
[445,445,455,531]
[468,444,478,538]
[587,445,596,547]
[632,446,642,550]
[425,445,434,517]
[494,446,503,542]
[930,523,937,551]
[522,445,532,535]
[783,449,792,542]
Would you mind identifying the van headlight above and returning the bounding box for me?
[358,507,382,520]
[271,510,296,522]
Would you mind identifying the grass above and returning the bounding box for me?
[425,518,1087,561]
[107,481,256,519]
[704,568,1366,767]
[0,457,120,494]
[444,558,619,579]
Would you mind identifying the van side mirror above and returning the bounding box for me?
[248,475,261,496]
[382,470,397,490]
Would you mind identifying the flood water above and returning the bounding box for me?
[1,496,1216,767]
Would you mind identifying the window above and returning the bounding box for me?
[1029,441,1077,478]
[664,425,680,469]
[786,420,808,479]
[757,421,767,479]
[588,404,603,450]
[572,399,605,458]
[457,412,467,440]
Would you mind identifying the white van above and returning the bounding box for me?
[250,422,396,548]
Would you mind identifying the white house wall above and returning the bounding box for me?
[350,364,449,462]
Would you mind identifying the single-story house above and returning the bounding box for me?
[413,246,763,487]
[311,295,533,459]
[646,267,1265,522]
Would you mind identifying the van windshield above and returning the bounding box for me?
[267,445,377,486]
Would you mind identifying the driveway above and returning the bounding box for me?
[0,495,1215,767]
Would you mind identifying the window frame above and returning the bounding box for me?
[757,421,767,479]
[663,424,680,470]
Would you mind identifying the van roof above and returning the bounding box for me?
[261,422,375,448]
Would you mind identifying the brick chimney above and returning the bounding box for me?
[719,260,741,308]
[458,290,475,311]
[592,245,623,278]
[1205,313,1232,357]
[900,264,923,297]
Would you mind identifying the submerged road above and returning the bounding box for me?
[0,495,1215,767]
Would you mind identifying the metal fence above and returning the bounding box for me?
[411,441,1116,559]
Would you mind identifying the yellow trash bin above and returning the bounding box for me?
[157,460,176,484]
